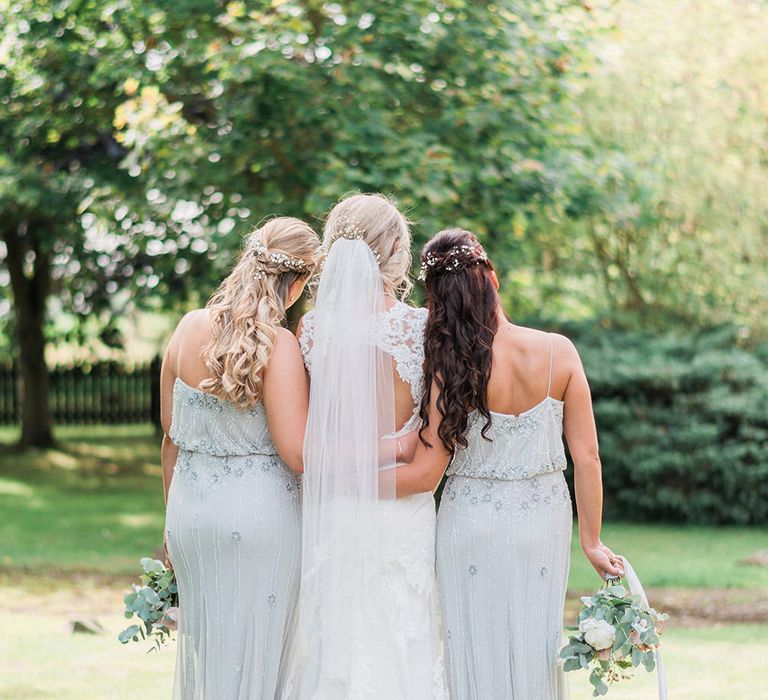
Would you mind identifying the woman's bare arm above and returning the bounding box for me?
[561,339,623,579]
[393,380,453,497]
[262,328,310,473]
[160,341,180,505]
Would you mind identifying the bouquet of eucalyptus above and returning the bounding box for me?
[561,562,668,697]
[119,557,179,651]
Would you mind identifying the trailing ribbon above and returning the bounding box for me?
[618,556,668,700]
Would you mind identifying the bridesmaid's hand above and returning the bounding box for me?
[163,531,174,571]
[397,429,420,463]
[583,542,623,580]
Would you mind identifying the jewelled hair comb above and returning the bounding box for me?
[323,217,381,262]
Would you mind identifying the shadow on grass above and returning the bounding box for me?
[0,425,161,485]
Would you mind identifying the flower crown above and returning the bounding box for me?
[418,243,488,281]
[249,239,311,279]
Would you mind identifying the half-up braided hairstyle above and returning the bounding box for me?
[418,228,498,451]
[200,217,320,409]
[315,193,413,300]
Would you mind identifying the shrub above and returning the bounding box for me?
[564,325,768,525]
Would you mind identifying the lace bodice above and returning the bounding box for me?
[299,300,428,413]
[446,397,567,481]
[170,378,277,457]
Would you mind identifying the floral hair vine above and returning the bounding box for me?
[418,244,488,281]
[249,238,311,279]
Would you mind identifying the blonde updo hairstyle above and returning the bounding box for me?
[319,193,413,299]
[201,216,320,409]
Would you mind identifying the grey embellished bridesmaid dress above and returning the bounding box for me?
[437,342,572,699]
[165,378,301,699]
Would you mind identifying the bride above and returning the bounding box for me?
[281,193,448,699]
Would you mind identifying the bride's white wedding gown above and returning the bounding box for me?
[287,299,448,699]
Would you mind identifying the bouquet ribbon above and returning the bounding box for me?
[618,556,668,700]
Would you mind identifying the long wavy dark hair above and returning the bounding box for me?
[418,229,499,451]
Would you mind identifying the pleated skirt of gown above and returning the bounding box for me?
[166,451,302,700]
[437,471,572,700]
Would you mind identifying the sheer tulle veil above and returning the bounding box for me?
[281,236,399,697]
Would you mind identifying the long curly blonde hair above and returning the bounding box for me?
[200,217,320,409]
[317,193,413,300]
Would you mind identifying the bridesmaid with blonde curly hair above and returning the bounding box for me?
[160,217,320,700]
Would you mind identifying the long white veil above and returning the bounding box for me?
[284,237,398,698]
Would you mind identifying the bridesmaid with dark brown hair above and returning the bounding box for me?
[395,228,622,699]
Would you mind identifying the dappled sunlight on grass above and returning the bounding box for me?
[141,463,163,478]
[3,425,768,587]
[45,449,83,471]
[117,513,163,529]
[0,426,165,576]
[0,478,35,497]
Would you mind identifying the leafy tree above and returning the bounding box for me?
[2,0,597,446]
[541,0,768,331]
[119,0,597,305]
[0,1,223,446]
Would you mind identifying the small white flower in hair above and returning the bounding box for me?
[250,238,310,276]
[418,244,488,280]
[324,217,381,262]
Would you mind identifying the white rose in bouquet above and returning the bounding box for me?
[580,618,616,651]
[562,564,669,696]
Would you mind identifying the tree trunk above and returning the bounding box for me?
[4,229,54,447]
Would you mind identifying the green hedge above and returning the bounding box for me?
[564,326,768,525]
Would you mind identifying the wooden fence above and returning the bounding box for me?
[0,357,161,426]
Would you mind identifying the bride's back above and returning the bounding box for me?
[287,194,448,698]
[299,298,427,433]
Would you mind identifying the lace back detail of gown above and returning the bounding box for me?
[301,302,428,433]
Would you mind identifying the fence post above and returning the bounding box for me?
[150,354,162,434]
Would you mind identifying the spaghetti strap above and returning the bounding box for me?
[546,334,554,397]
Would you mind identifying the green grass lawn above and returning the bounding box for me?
[2,424,767,588]
[0,425,766,699]
[0,425,164,575]
[568,522,768,590]
[0,606,764,699]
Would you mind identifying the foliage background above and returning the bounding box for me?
[0,0,767,519]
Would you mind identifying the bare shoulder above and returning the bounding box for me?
[165,308,204,349]
[504,325,581,367]
[263,327,305,383]
[549,332,580,363]
[274,325,301,350]
[174,308,209,336]
[504,323,553,349]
